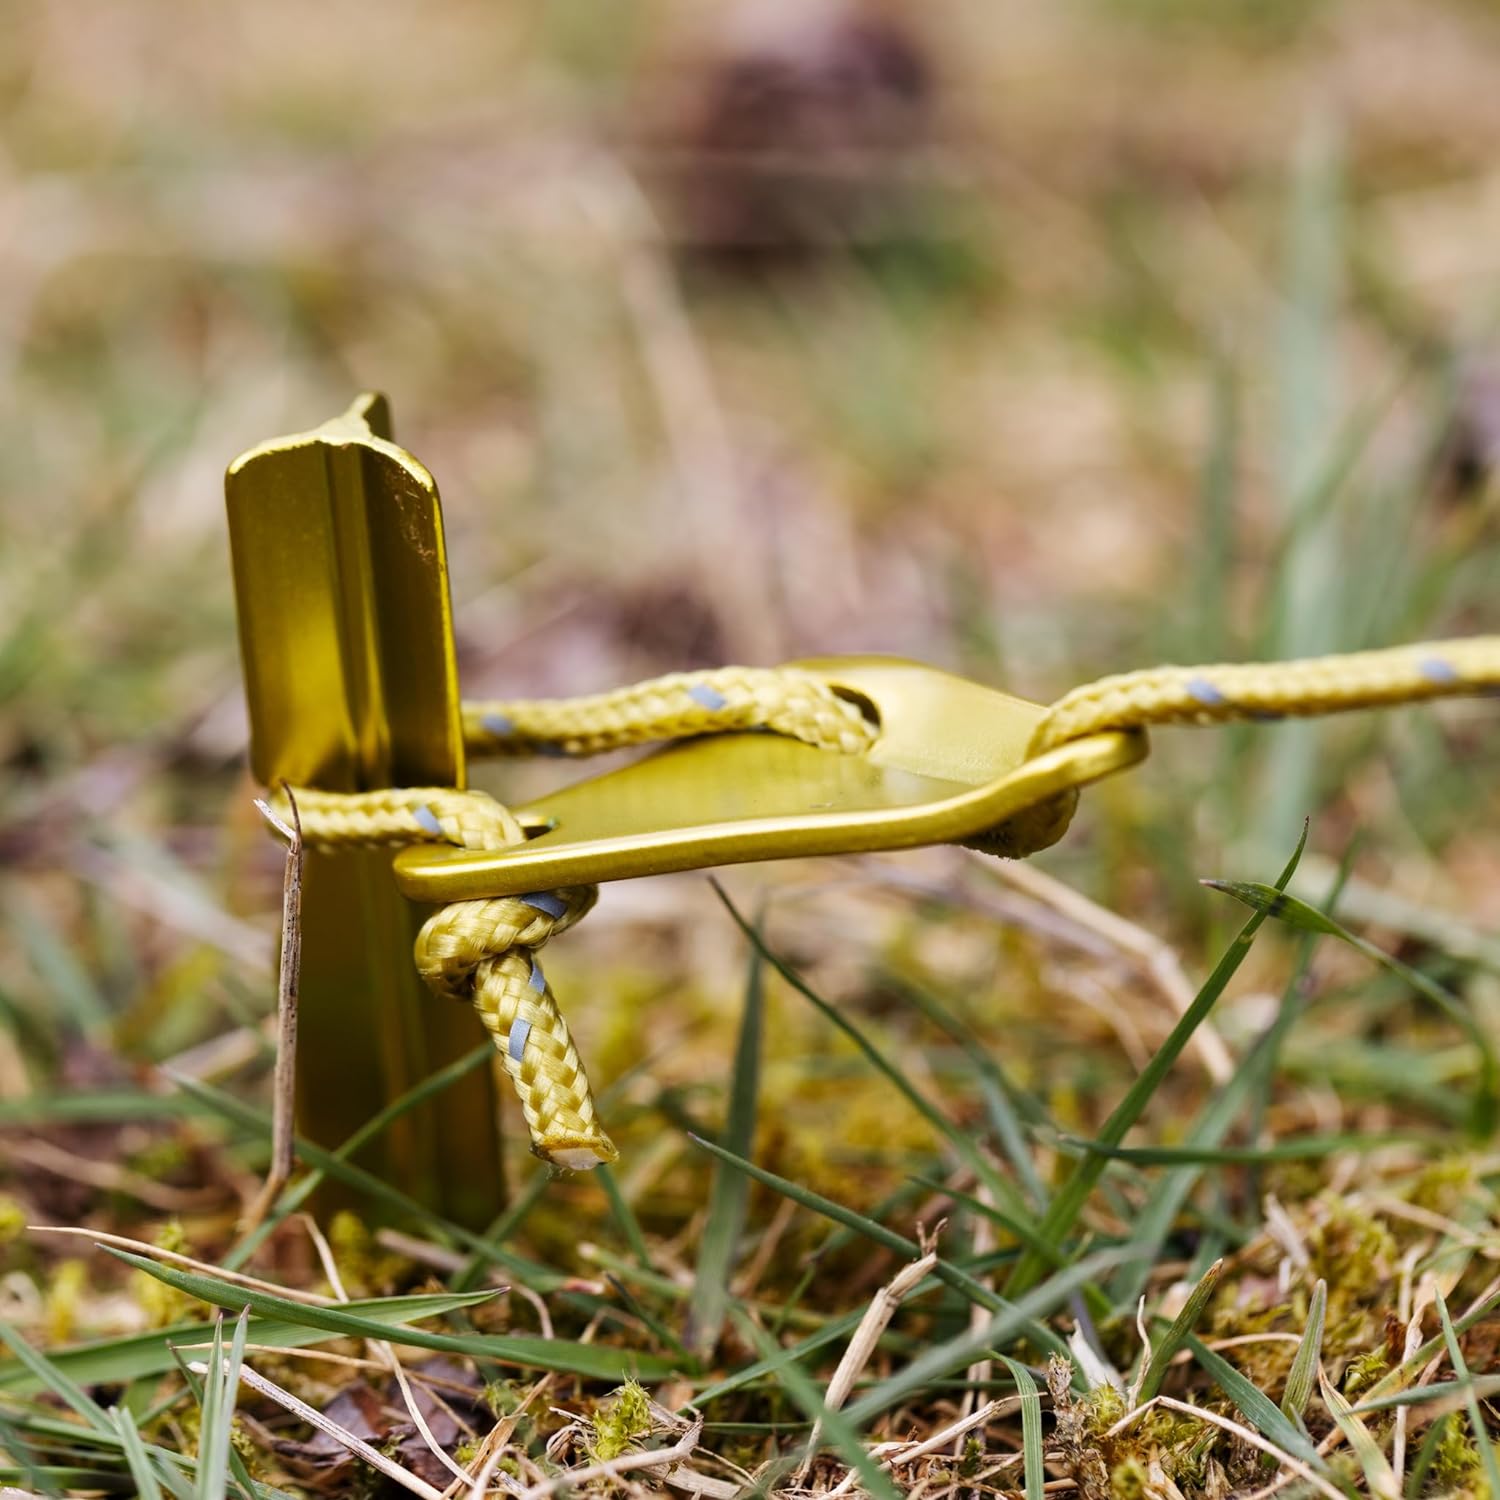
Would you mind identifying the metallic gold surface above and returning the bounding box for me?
[226,395,501,1225]
[394,658,1148,903]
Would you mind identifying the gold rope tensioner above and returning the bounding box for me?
[270,637,1500,1171]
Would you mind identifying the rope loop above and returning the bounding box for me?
[277,783,616,1170]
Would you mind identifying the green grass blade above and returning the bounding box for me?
[686,943,765,1358]
[1073,1133,1417,1166]
[195,1309,249,1500]
[1405,1414,1449,1500]
[1186,1333,1333,1475]
[1354,1375,1500,1415]
[0,1092,212,1127]
[893,975,1049,1209]
[690,1304,893,1408]
[907,1174,1060,1265]
[193,1314,227,1500]
[1320,1370,1399,1500]
[0,1318,112,1432]
[1282,1278,1327,1423]
[999,1356,1044,1500]
[0,1409,64,1496]
[106,1249,675,1381]
[729,1309,904,1500]
[1110,863,1338,1308]
[1204,881,1498,1132]
[1435,1289,1500,1500]
[1006,825,1309,1297]
[0,1464,130,1492]
[448,1168,552,1293]
[687,1131,1080,1372]
[601,1272,688,1360]
[688,1135,999,1317]
[1193,351,1240,662]
[1257,116,1345,865]
[595,1165,654,1271]
[0,1289,495,1394]
[4,890,111,1034]
[111,1407,166,1500]
[1137,1259,1222,1403]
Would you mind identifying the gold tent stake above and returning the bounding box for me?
[225,394,502,1226]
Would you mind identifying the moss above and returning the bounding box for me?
[1083,1384,1129,1437]
[1408,1157,1475,1217]
[1168,1423,1220,1490]
[229,1419,261,1476]
[0,1194,26,1245]
[44,1258,87,1344]
[133,1221,195,1328]
[485,1379,526,1417]
[129,1136,191,1184]
[1110,1456,1149,1500]
[1206,1294,1297,1391]
[1307,1202,1396,1305]
[1341,1346,1390,1398]
[589,1380,653,1461]
[957,1435,984,1478]
[1431,1416,1484,1495]
[326,1209,407,1297]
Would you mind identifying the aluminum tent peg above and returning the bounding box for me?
[225,393,502,1227]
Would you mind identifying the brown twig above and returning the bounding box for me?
[243,785,304,1231]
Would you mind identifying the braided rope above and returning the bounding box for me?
[266,635,1500,1169]
[463,666,874,758]
[268,785,617,1170]
[1028,636,1500,756]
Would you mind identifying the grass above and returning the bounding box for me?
[4,0,1500,1494]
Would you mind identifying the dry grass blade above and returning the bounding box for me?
[796,1249,938,1479]
[7,1138,221,1212]
[243,788,304,1232]
[515,1412,704,1500]
[823,1398,1009,1499]
[27,1225,338,1307]
[189,1357,445,1500]
[301,1212,474,1493]
[1153,1396,1347,1500]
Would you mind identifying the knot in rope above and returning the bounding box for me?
[414,885,615,1170]
[414,887,597,1003]
[281,784,617,1171]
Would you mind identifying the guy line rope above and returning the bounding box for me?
[265,637,1500,1171]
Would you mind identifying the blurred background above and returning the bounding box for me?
[3,0,1500,1211]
